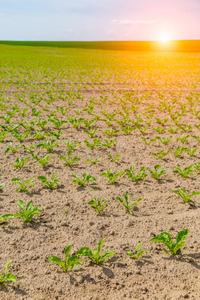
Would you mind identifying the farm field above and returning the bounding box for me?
[0,44,200,300]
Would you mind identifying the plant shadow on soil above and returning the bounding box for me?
[163,253,200,270]
[0,284,27,296]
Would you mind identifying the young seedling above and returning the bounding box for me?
[141,137,156,145]
[0,260,17,285]
[152,126,167,134]
[150,229,190,255]
[107,154,121,163]
[37,140,58,152]
[85,156,102,164]
[33,130,46,140]
[84,138,102,150]
[167,126,180,134]
[0,214,14,224]
[21,143,35,153]
[68,116,84,129]
[173,165,194,178]
[147,165,168,180]
[37,173,60,190]
[125,166,147,182]
[127,243,146,259]
[88,197,108,214]
[193,162,200,172]
[116,193,143,214]
[176,135,190,144]
[192,136,200,143]
[13,157,30,169]
[49,116,67,129]
[36,118,48,130]
[121,125,136,135]
[156,136,172,145]
[48,245,83,272]
[19,120,35,131]
[184,147,198,157]
[59,150,80,167]
[14,200,41,222]
[77,238,115,265]
[11,131,31,142]
[103,129,120,136]
[170,147,186,158]
[71,172,96,186]
[11,177,35,192]
[46,130,63,139]
[152,149,168,159]
[173,188,200,204]
[32,154,52,167]
[63,139,80,151]
[0,183,5,191]
[84,128,99,138]
[100,168,125,184]
[5,142,21,154]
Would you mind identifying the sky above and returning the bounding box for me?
[0,0,200,41]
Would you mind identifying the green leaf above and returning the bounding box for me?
[4,260,13,273]
[176,229,190,244]
[16,199,25,211]
[64,245,73,259]
[77,247,93,257]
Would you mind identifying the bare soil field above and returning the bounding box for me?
[0,45,200,299]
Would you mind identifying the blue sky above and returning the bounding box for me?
[0,0,200,41]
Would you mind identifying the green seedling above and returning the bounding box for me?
[1,123,19,133]
[192,136,200,143]
[32,154,52,167]
[63,139,80,151]
[0,131,8,142]
[11,177,35,192]
[100,168,125,184]
[152,150,168,159]
[49,116,67,129]
[107,154,121,163]
[14,200,41,222]
[17,108,29,117]
[125,166,147,182]
[46,130,63,139]
[71,172,96,186]
[156,136,172,145]
[0,260,17,285]
[116,193,143,214]
[31,108,42,116]
[178,124,193,133]
[19,120,35,131]
[0,214,14,224]
[68,116,84,129]
[150,229,190,255]
[22,143,35,153]
[5,142,21,154]
[85,156,102,164]
[0,183,5,191]
[36,118,48,130]
[103,129,120,136]
[121,125,136,135]
[127,243,146,259]
[88,197,108,214]
[184,147,198,157]
[57,107,70,115]
[77,238,115,265]
[37,140,58,152]
[173,165,194,178]
[84,128,99,138]
[167,126,180,134]
[59,150,80,167]
[37,173,60,190]
[83,118,98,128]
[176,135,190,144]
[33,130,46,140]
[84,138,102,150]
[173,188,200,204]
[11,131,30,142]
[48,245,83,272]
[13,157,30,169]
[141,137,156,145]
[147,165,168,180]
[152,126,167,134]
[155,117,168,125]
[193,162,200,172]
[102,138,117,148]
[170,147,186,158]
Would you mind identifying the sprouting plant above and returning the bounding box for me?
[37,140,58,152]
[84,138,102,150]
[31,108,42,116]
[68,116,84,129]
[88,197,108,214]
[116,193,143,214]
[63,139,80,151]
[173,165,194,178]
[156,136,172,145]
[152,149,168,159]
[0,214,14,224]
[11,177,35,192]
[0,260,17,285]
[19,120,35,131]
[184,147,198,157]
[33,130,46,140]
[178,124,193,133]
[147,165,168,180]
[100,168,125,184]
[13,157,30,169]
[11,131,31,142]
[57,107,70,115]
[37,173,60,190]
[0,131,8,142]
[193,162,200,172]
[32,154,52,167]
[71,172,96,186]
[14,200,41,222]
[170,147,186,158]
[103,129,120,136]
[152,126,167,134]
[176,135,190,144]
[46,130,63,139]
[0,183,5,191]
[167,126,180,134]
[36,118,48,130]
[48,245,83,272]
[107,154,121,163]
[141,137,156,145]
[155,117,169,125]
[192,135,200,143]
[49,116,67,129]
[84,128,99,138]
[59,150,80,167]
[102,138,117,148]
[125,166,147,182]
[127,243,146,259]
[5,142,21,154]
[83,118,98,128]
[150,229,190,255]
[85,156,102,164]
[121,125,136,135]
[173,188,200,204]
[77,238,115,265]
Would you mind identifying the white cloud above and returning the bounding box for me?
[110,19,157,25]
[106,30,115,36]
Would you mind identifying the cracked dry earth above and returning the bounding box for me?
[0,45,200,300]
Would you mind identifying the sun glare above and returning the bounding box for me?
[159,34,171,43]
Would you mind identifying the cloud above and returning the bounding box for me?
[110,19,157,25]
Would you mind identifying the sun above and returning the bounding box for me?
[159,33,171,43]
